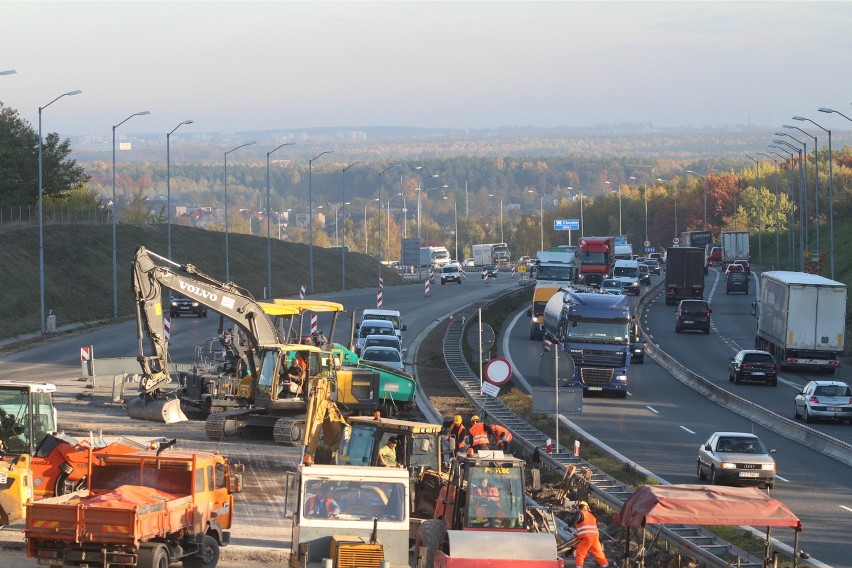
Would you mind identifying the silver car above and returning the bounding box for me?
[696,432,776,489]
[794,380,852,424]
[359,346,405,371]
[600,279,623,295]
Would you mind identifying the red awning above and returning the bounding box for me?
[613,484,802,531]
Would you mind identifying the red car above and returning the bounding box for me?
[706,247,722,266]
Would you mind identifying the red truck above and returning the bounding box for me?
[577,236,614,287]
[25,445,243,568]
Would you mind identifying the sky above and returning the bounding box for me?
[3,1,852,137]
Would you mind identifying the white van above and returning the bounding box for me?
[355,319,397,355]
[360,309,405,338]
[612,259,641,296]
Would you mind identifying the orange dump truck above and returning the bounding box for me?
[25,447,243,568]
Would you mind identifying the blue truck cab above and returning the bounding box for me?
[542,288,632,398]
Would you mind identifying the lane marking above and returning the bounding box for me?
[680,425,696,434]
[776,475,790,483]
[839,505,852,513]
[645,406,659,414]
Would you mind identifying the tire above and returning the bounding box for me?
[139,545,169,568]
[804,406,814,424]
[770,378,777,387]
[709,467,718,485]
[183,534,220,568]
[416,519,446,568]
[703,328,710,335]
[697,460,707,481]
[734,373,741,385]
[766,482,774,490]
[203,310,208,318]
[794,403,801,419]
[675,326,681,334]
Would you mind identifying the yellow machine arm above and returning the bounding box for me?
[302,375,349,465]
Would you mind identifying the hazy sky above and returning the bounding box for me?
[3,1,852,136]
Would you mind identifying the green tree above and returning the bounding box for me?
[0,101,89,207]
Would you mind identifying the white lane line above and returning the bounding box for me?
[776,475,791,483]
[645,406,659,414]
[680,425,696,434]
[840,505,852,513]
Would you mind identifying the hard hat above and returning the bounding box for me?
[453,415,462,424]
[471,415,480,422]
[578,501,589,510]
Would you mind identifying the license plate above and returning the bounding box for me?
[588,387,603,391]
[828,407,842,412]
[739,471,760,478]
[751,372,765,376]
[38,560,63,567]
[683,320,694,324]
[0,471,7,484]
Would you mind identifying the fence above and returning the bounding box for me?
[0,204,111,230]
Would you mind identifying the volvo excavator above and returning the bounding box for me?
[129,246,380,448]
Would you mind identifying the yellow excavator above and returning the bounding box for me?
[129,246,380,451]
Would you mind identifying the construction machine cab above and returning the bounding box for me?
[0,382,57,456]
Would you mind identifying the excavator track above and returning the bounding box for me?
[204,413,230,441]
[272,417,305,446]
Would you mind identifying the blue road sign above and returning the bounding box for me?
[554,219,580,231]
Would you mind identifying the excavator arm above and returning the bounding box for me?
[129,246,282,422]
[301,375,349,465]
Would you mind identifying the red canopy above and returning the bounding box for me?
[613,484,802,530]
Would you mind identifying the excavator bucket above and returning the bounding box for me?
[126,395,188,423]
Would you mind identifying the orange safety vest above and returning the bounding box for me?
[307,495,337,516]
[469,422,489,448]
[490,424,512,444]
[575,510,600,539]
[447,423,467,449]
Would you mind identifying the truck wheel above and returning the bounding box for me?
[417,519,446,568]
[138,545,169,568]
[183,535,220,568]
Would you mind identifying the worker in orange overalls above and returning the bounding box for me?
[573,501,609,568]
[467,415,490,452]
[445,415,467,457]
[488,422,513,453]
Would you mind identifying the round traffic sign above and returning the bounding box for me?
[485,357,512,386]
[465,323,495,352]
[672,237,680,245]
[643,240,651,247]
[538,349,575,386]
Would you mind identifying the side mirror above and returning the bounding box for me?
[401,325,407,332]
[750,301,757,317]
[526,308,532,318]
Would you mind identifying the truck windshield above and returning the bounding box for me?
[536,265,575,281]
[303,479,406,522]
[255,349,280,400]
[432,250,449,262]
[613,266,638,277]
[567,320,630,343]
[465,466,525,529]
[579,251,606,265]
[0,388,31,453]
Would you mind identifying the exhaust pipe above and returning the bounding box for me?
[127,395,188,423]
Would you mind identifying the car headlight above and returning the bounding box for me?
[192,302,200,307]
[720,462,737,470]
[633,348,643,354]
[762,463,776,471]
[171,301,178,307]
[615,374,628,382]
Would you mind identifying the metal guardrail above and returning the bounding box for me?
[439,282,770,568]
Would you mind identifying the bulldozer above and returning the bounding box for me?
[129,246,381,445]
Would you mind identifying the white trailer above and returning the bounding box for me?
[721,231,749,266]
[472,243,509,266]
[754,271,847,372]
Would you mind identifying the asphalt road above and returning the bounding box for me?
[0,273,519,566]
[504,270,850,568]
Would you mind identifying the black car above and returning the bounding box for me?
[729,349,777,386]
[170,296,208,318]
[481,265,498,279]
[675,299,711,334]
[637,263,651,285]
[643,258,661,275]
[725,272,749,294]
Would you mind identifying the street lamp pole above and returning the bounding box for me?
[784,124,820,256]
[743,155,762,263]
[265,142,294,298]
[808,111,837,278]
[309,150,334,294]
[341,161,363,291]
[773,139,805,270]
[775,133,808,252]
[377,164,401,282]
[488,194,504,243]
[38,89,82,334]
[416,172,439,242]
[167,120,194,261]
[758,153,782,269]
[769,146,798,269]
[112,110,150,320]
[224,141,256,283]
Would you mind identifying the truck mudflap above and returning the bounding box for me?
[440,531,562,566]
[127,394,188,423]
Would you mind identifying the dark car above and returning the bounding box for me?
[170,296,207,318]
[482,265,498,279]
[729,350,777,386]
[675,299,711,334]
[697,432,776,489]
[643,258,661,275]
[637,263,651,285]
[649,252,665,265]
[733,259,751,275]
[724,262,745,276]
[725,272,749,294]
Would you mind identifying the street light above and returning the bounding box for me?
[810,110,839,278]
[757,152,782,268]
[223,141,256,283]
[308,150,334,294]
[527,189,544,251]
[112,110,150,320]
[488,194,504,243]
[442,193,460,261]
[167,120,194,261]
[38,89,81,334]
[743,155,762,263]
[377,164,401,282]
[775,132,809,251]
[783,124,820,256]
[770,143,804,270]
[768,149,795,268]
[341,161,363,291]
[685,171,708,230]
[265,142,294,298]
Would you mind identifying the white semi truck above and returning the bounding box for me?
[753,271,847,372]
[721,231,749,267]
[472,243,510,266]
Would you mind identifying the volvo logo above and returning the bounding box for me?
[178,281,218,302]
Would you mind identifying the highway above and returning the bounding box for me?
[506,269,851,567]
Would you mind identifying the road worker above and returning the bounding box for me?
[573,501,609,568]
[305,484,340,519]
[468,415,490,452]
[488,422,513,453]
[445,415,467,457]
